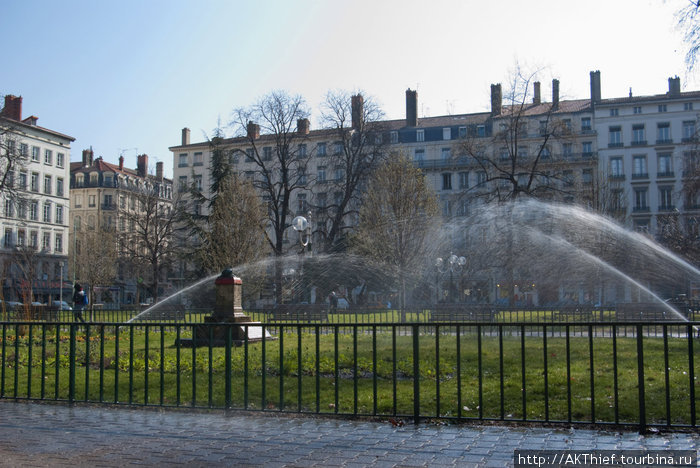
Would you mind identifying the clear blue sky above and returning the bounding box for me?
[1,0,696,178]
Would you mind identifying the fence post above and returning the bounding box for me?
[636,324,646,434]
[69,324,76,403]
[225,325,232,408]
[413,324,420,425]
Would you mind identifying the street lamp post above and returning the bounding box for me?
[291,212,312,303]
[436,253,466,303]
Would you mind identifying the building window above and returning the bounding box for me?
[56,153,64,168]
[658,104,668,113]
[19,143,28,156]
[297,193,308,213]
[414,148,425,164]
[193,152,203,166]
[42,232,51,251]
[4,199,13,218]
[634,188,648,211]
[4,229,13,248]
[610,108,619,117]
[17,229,25,247]
[88,195,96,207]
[610,157,624,178]
[245,148,254,162]
[390,131,398,144]
[685,102,694,111]
[263,146,273,161]
[458,126,466,138]
[657,122,671,144]
[56,178,64,197]
[194,174,203,191]
[31,172,39,192]
[442,199,452,217]
[103,194,113,208]
[89,172,98,185]
[18,171,27,190]
[178,153,188,167]
[658,153,673,176]
[334,166,344,181]
[416,129,424,142]
[633,106,642,114]
[43,202,52,223]
[316,192,327,209]
[442,173,452,190]
[582,169,593,184]
[582,141,593,156]
[477,125,486,137]
[456,199,468,216]
[443,128,451,140]
[459,171,469,189]
[608,126,622,147]
[56,205,63,224]
[74,195,82,208]
[581,117,592,132]
[633,155,647,178]
[316,143,326,157]
[178,176,187,192]
[441,148,451,161]
[683,120,696,141]
[298,169,307,185]
[477,171,487,185]
[44,149,52,165]
[29,231,37,249]
[29,201,38,221]
[31,146,40,162]
[632,124,645,145]
[334,142,343,155]
[55,234,63,253]
[659,186,674,210]
[44,175,52,194]
[298,144,307,158]
[17,201,26,219]
[317,166,326,182]
[634,219,650,233]
[562,143,573,157]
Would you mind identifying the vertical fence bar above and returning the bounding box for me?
[244,325,249,410]
[499,324,504,420]
[84,324,90,401]
[297,325,302,413]
[613,324,619,424]
[13,323,19,399]
[1,324,6,398]
[688,324,696,428]
[456,325,462,421]
[543,325,549,422]
[114,326,119,403]
[41,325,46,399]
[589,325,595,423]
[663,325,670,427]
[435,325,440,418]
[100,325,105,403]
[478,324,483,420]
[521,324,526,420]
[372,325,377,416]
[225,325,232,409]
[144,325,149,405]
[208,327,213,408]
[413,324,420,425]
[129,325,134,405]
[314,325,319,414]
[191,326,197,407]
[334,326,339,414]
[69,324,76,403]
[392,325,397,417]
[261,324,266,410]
[175,325,181,406]
[160,325,165,407]
[637,324,646,433]
[566,325,571,423]
[279,325,284,411]
[27,324,33,398]
[353,324,358,416]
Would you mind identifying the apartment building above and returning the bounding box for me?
[70,151,173,306]
[594,75,700,235]
[0,95,74,303]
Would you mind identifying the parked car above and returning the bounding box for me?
[51,301,72,311]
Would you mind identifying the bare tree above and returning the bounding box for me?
[317,91,388,252]
[676,0,700,72]
[351,152,440,312]
[230,91,310,303]
[73,227,118,312]
[456,67,580,203]
[0,98,29,202]
[121,185,179,303]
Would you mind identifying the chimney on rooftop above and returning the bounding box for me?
[351,94,364,130]
[119,155,124,171]
[182,127,190,146]
[533,82,541,105]
[247,121,260,139]
[490,84,502,116]
[297,118,310,135]
[82,148,94,167]
[137,154,148,177]
[405,89,418,127]
[669,76,681,96]
[552,79,560,109]
[156,161,163,180]
[590,70,601,106]
[1,95,22,121]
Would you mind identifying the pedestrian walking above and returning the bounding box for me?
[72,283,87,323]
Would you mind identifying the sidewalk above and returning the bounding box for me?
[0,401,696,467]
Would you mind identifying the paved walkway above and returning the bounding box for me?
[0,401,696,467]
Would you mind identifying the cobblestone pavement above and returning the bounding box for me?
[0,401,697,467]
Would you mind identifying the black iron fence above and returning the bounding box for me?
[0,320,697,432]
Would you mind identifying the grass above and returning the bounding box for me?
[0,322,698,427]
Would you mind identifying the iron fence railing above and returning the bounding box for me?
[0,320,697,433]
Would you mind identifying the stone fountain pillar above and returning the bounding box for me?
[183,268,269,347]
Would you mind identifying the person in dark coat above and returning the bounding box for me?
[72,283,87,323]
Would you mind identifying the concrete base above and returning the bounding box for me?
[176,316,273,348]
